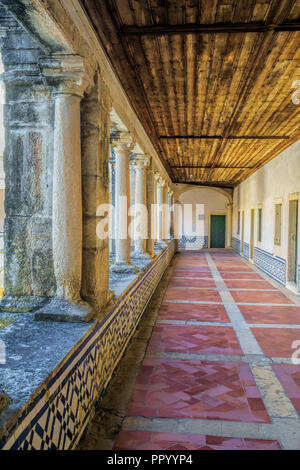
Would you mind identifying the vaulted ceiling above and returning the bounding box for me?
[81,0,300,187]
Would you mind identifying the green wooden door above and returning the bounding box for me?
[210,215,226,248]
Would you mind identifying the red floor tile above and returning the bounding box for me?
[115,431,281,450]
[158,302,229,323]
[126,359,270,423]
[164,288,222,303]
[220,272,264,280]
[231,290,293,304]
[251,328,300,357]
[174,267,211,273]
[148,324,243,356]
[239,305,300,325]
[169,278,216,288]
[273,364,300,416]
[225,280,275,290]
[172,271,213,279]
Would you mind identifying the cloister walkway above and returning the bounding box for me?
[80,250,300,451]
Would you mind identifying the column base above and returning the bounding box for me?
[34,298,94,323]
[0,295,49,313]
[110,263,139,274]
[131,251,153,260]
[155,240,167,249]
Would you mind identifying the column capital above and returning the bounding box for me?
[111,131,135,153]
[40,55,94,98]
[131,153,150,169]
[226,202,233,209]
[156,176,166,188]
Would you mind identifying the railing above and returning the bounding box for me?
[0,240,176,450]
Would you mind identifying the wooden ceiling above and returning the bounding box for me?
[81,0,300,187]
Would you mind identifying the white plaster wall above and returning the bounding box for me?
[233,139,300,264]
[179,187,228,241]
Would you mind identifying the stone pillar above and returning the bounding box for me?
[80,71,113,316]
[226,202,233,248]
[156,176,167,247]
[132,153,151,258]
[110,133,137,273]
[0,23,56,313]
[108,152,116,260]
[146,158,155,258]
[169,190,175,239]
[37,55,94,320]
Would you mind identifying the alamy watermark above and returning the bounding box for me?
[96,200,205,241]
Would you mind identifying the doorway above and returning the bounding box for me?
[288,199,298,284]
[210,215,226,248]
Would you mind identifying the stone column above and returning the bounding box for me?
[146,158,155,258]
[0,23,56,313]
[156,176,167,247]
[226,203,233,248]
[169,190,175,239]
[132,153,151,258]
[110,133,137,273]
[37,55,94,320]
[108,152,116,261]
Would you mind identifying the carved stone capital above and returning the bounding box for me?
[41,55,94,98]
[131,153,150,169]
[111,131,135,153]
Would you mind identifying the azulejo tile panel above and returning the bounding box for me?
[179,236,208,250]
[0,241,176,450]
[231,237,241,254]
[242,242,249,261]
[253,247,286,286]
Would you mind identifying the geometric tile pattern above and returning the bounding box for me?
[115,430,281,450]
[148,324,243,355]
[158,302,229,323]
[179,236,208,250]
[126,359,270,423]
[231,237,241,255]
[273,365,300,416]
[253,247,286,286]
[0,241,176,450]
[243,242,250,261]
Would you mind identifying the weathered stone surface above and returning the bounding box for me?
[0,20,56,309]
[0,392,10,415]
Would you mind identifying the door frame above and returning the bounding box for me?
[250,208,255,261]
[287,193,299,284]
[209,212,227,249]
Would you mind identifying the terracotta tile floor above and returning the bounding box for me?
[273,365,300,416]
[231,290,293,304]
[220,272,264,280]
[112,250,300,450]
[168,278,216,288]
[164,288,222,302]
[115,431,281,450]
[126,359,270,422]
[172,271,213,279]
[148,324,243,355]
[239,305,300,324]
[251,328,300,357]
[225,280,275,290]
[158,302,229,322]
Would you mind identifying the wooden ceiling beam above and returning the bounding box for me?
[160,135,290,140]
[171,166,253,169]
[120,22,300,35]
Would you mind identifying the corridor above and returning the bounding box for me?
[83,250,300,451]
